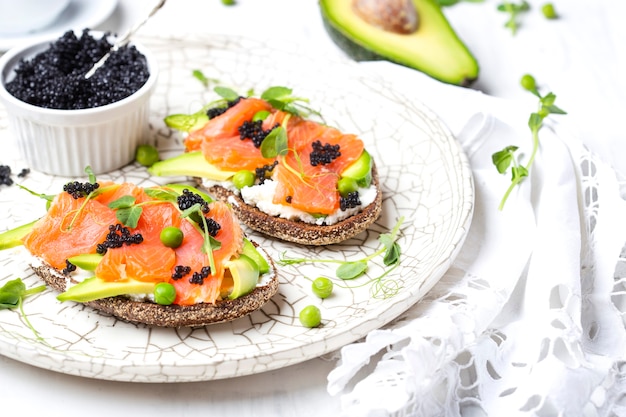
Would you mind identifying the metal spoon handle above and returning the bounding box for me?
[85,0,166,79]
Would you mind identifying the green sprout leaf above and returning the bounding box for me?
[108,196,143,228]
[164,111,209,132]
[259,86,324,121]
[144,188,179,203]
[336,261,368,280]
[492,145,519,174]
[0,278,46,340]
[85,166,97,184]
[108,195,136,209]
[192,69,219,88]
[492,75,567,210]
[278,217,405,299]
[115,206,143,229]
[214,86,240,102]
[497,0,530,35]
[260,126,288,158]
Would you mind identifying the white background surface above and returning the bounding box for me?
[1,0,625,416]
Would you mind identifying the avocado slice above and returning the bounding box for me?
[0,220,36,250]
[242,238,270,274]
[341,150,372,187]
[67,253,104,271]
[225,254,260,300]
[319,0,479,86]
[148,151,237,181]
[57,276,158,303]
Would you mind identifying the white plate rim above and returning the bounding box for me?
[0,33,474,382]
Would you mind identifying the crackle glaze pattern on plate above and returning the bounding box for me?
[0,35,474,382]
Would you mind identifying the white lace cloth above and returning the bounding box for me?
[326,65,626,416]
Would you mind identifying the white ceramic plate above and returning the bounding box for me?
[0,0,118,51]
[0,34,474,382]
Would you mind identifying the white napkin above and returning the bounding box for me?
[327,63,626,416]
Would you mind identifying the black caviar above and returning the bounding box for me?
[177,189,209,213]
[255,161,278,184]
[207,97,242,119]
[96,224,143,255]
[63,181,100,199]
[5,29,150,110]
[172,265,191,280]
[340,191,361,211]
[0,165,29,187]
[0,165,13,186]
[189,266,212,285]
[238,120,279,148]
[176,189,221,236]
[202,218,221,237]
[62,259,77,275]
[310,140,341,166]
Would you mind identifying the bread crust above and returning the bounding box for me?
[30,247,279,328]
[201,164,383,245]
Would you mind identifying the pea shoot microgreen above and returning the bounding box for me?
[164,83,325,134]
[15,184,55,203]
[0,278,46,340]
[260,86,324,121]
[279,217,405,299]
[260,114,290,159]
[492,74,566,210]
[192,69,219,88]
[179,203,221,273]
[497,0,530,35]
[107,196,144,228]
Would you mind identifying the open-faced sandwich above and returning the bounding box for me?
[0,178,278,327]
[150,86,383,245]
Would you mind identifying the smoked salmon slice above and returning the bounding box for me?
[184,102,367,215]
[22,182,246,305]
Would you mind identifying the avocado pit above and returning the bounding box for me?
[352,0,419,34]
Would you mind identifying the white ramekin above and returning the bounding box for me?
[0,0,70,35]
[0,32,158,177]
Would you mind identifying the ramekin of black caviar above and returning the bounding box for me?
[0,29,158,177]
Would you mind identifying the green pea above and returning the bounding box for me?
[337,177,358,197]
[299,305,322,328]
[154,282,176,305]
[541,3,557,19]
[312,277,333,299]
[520,74,536,92]
[135,144,160,167]
[252,110,270,122]
[232,170,255,189]
[160,226,184,248]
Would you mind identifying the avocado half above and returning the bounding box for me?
[319,0,479,86]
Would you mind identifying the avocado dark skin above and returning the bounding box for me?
[319,0,479,87]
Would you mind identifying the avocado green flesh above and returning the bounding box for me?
[225,254,260,300]
[242,238,270,274]
[0,220,36,250]
[148,151,237,181]
[320,0,479,86]
[341,150,372,187]
[67,253,104,271]
[57,277,157,303]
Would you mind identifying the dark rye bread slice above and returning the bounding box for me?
[29,247,279,328]
[201,164,383,246]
